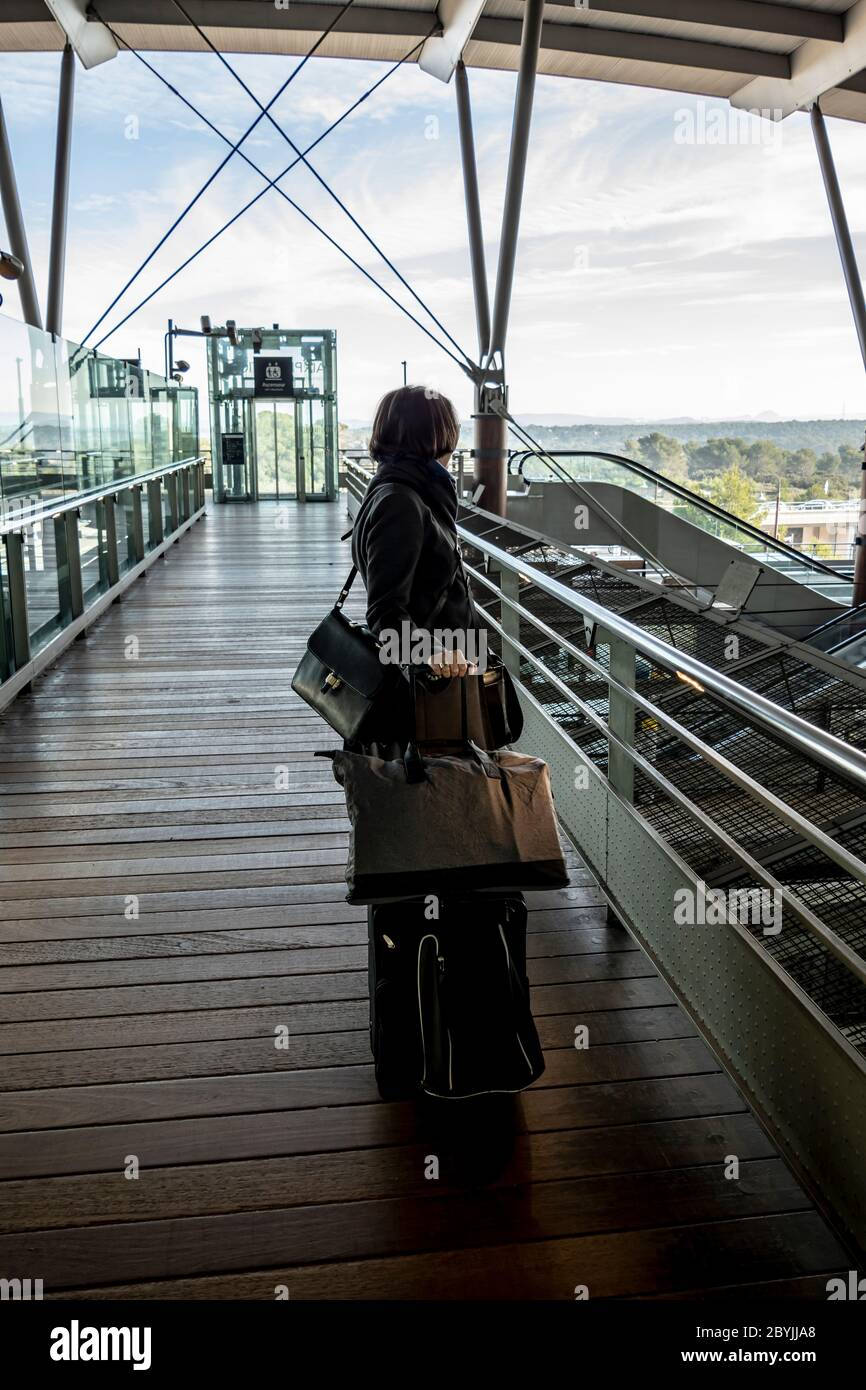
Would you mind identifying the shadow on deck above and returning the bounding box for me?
[0,500,849,1299]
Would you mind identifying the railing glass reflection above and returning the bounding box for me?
[0,311,198,514]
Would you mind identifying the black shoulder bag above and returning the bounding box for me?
[291,542,460,744]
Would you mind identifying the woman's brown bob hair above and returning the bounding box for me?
[369,386,460,464]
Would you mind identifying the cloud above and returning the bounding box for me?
[1,50,864,421]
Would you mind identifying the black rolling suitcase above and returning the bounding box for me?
[368,893,545,1100]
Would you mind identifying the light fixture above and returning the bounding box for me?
[0,250,24,281]
[174,359,190,373]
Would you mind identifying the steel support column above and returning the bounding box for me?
[455,61,490,361]
[810,102,866,607]
[488,0,545,362]
[472,0,545,518]
[46,43,76,339]
[0,97,42,329]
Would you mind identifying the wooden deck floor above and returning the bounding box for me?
[0,499,850,1300]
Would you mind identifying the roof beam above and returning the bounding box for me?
[561,1,843,45]
[476,16,791,78]
[0,3,807,81]
[6,0,841,46]
[732,0,866,116]
[11,0,787,79]
[6,0,837,52]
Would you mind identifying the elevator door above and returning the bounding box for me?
[254,401,297,500]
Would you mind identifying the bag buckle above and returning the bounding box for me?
[323,671,343,692]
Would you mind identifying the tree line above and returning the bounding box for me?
[621,432,863,525]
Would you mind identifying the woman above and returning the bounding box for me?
[351,384,480,689]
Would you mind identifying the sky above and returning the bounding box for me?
[1,45,866,425]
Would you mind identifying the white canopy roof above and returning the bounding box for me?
[3,1,866,122]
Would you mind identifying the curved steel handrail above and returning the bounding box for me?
[511,448,855,584]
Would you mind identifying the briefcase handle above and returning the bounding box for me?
[403,667,501,784]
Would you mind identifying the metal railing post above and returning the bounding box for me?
[147,479,164,547]
[497,565,522,677]
[0,566,11,681]
[103,494,119,588]
[4,531,30,675]
[166,473,179,532]
[606,633,637,804]
[54,509,82,623]
[129,486,145,565]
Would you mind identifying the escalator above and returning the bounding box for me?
[507,449,862,644]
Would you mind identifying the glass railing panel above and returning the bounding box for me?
[22,516,63,652]
[149,378,175,469]
[0,319,63,509]
[2,314,198,525]
[130,388,152,474]
[0,313,201,696]
[79,500,109,603]
[56,339,104,496]
[175,388,198,462]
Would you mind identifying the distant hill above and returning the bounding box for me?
[496,418,866,457]
[341,417,866,463]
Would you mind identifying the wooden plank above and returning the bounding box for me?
[0,922,626,969]
[0,1007,699,1086]
[1,1114,774,1232]
[0,1162,814,1291]
[0,1006,695,1056]
[0,1073,747,1178]
[0,1038,720,1131]
[38,1213,850,1300]
[0,945,651,994]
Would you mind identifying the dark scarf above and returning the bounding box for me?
[363,452,458,534]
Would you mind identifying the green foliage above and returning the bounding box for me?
[634,432,689,483]
[703,464,763,526]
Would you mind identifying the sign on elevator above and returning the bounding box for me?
[253,355,294,398]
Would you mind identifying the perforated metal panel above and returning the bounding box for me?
[517,681,866,1256]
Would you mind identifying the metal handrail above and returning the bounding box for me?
[0,455,205,537]
[471,574,866,986]
[511,448,855,583]
[468,558,866,878]
[458,521,866,797]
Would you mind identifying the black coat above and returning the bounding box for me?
[351,454,479,643]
